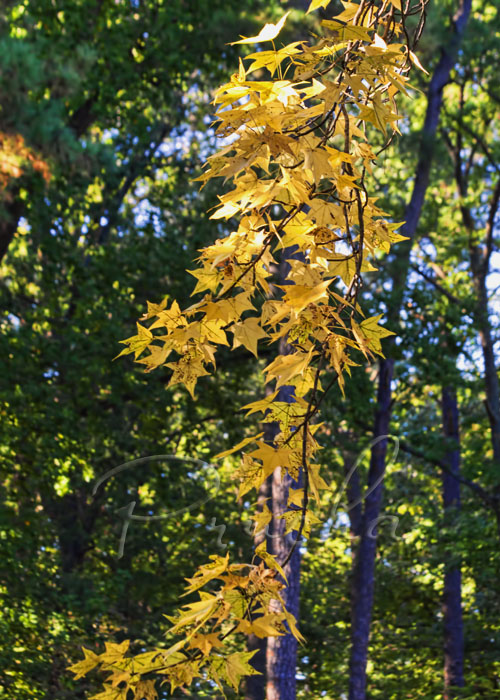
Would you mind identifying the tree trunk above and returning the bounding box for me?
[246,391,275,700]
[349,359,393,700]
[471,257,500,464]
[347,2,472,697]
[266,451,301,700]
[247,250,302,699]
[441,385,465,697]
[246,475,272,700]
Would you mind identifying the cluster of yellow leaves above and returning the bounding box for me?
[72,0,425,696]
[0,131,50,190]
[69,555,300,698]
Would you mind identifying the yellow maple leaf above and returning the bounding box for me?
[136,342,172,372]
[308,464,329,502]
[171,594,219,631]
[254,541,287,581]
[231,12,291,45]
[148,300,187,331]
[283,608,305,643]
[188,632,222,656]
[264,350,315,387]
[308,198,344,227]
[231,316,269,357]
[358,314,395,354]
[307,0,332,14]
[188,267,221,295]
[235,455,267,497]
[303,146,335,185]
[281,279,333,313]
[241,390,279,416]
[202,318,229,346]
[324,20,372,42]
[358,94,402,134]
[115,322,153,360]
[68,647,100,680]
[101,640,130,665]
[142,297,168,319]
[245,43,302,76]
[133,680,158,700]
[248,442,291,474]
[213,432,263,460]
[166,356,210,398]
[328,256,378,286]
[250,614,285,638]
[280,508,322,538]
[251,503,273,534]
[184,554,230,594]
[222,650,261,689]
[288,488,305,507]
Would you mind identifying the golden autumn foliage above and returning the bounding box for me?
[0,132,50,190]
[70,1,427,696]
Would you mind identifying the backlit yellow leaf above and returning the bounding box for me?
[231,316,269,357]
[68,648,100,681]
[307,0,332,14]
[231,12,291,45]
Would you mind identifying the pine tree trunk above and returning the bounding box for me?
[266,455,301,700]
[248,251,302,699]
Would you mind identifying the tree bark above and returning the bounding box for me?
[266,440,301,700]
[246,475,272,700]
[246,390,275,700]
[348,359,393,700]
[441,385,464,697]
[469,217,500,465]
[452,128,500,464]
[247,251,302,699]
[347,2,472,698]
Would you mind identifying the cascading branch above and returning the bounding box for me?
[70,1,427,697]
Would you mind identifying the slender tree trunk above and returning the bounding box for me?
[455,162,500,466]
[264,247,306,700]
[347,2,472,698]
[246,475,272,700]
[349,359,393,700]
[248,252,302,699]
[471,259,500,464]
[266,461,301,700]
[246,382,276,700]
[266,360,301,700]
[450,112,500,531]
[247,410,301,700]
[441,385,464,697]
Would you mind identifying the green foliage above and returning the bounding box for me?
[2,0,500,698]
[0,1,285,697]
